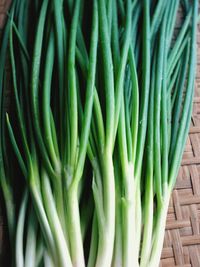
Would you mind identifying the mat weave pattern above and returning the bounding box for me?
[160,21,200,267]
[0,0,11,30]
[0,1,200,266]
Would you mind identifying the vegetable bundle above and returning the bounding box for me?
[0,0,198,267]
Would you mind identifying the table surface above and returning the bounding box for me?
[160,19,200,267]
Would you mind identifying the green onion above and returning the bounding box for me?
[0,1,198,266]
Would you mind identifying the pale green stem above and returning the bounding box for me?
[122,164,139,267]
[24,210,37,267]
[41,172,72,267]
[67,184,86,267]
[16,192,28,267]
[44,251,55,267]
[140,173,154,267]
[87,214,98,267]
[135,181,142,262]
[111,182,123,267]
[95,149,115,267]
[148,190,171,267]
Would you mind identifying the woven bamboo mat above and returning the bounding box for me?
[0,0,11,30]
[160,21,200,266]
[0,1,200,266]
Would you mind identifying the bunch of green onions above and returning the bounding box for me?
[0,0,198,266]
